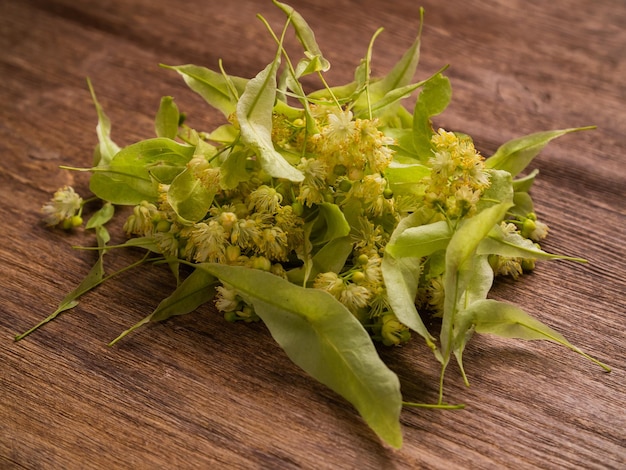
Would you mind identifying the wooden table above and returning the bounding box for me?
[1,1,625,468]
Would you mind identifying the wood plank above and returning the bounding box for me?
[1,0,625,468]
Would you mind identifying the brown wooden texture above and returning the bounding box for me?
[1,0,625,468]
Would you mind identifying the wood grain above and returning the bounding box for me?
[1,0,625,468]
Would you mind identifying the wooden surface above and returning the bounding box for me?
[1,0,625,468]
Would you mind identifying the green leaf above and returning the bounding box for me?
[197,263,404,449]
[354,71,446,120]
[236,57,304,182]
[441,202,513,361]
[384,161,430,195]
[87,78,120,167]
[369,8,424,99]
[309,202,351,245]
[412,73,452,159]
[382,211,438,351]
[382,254,438,352]
[15,224,110,341]
[477,224,586,262]
[485,126,595,177]
[287,236,353,286]
[475,169,514,213]
[155,96,180,139]
[90,138,195,205]
[219,150,255,189]
[385,220,452,259]
[455,299,610,371]
[273,0,330,74]
[162,64,248,117]
[167,168,216,223]
[512,168,539,193]
[85,202,115,229]
[109,267,218,345]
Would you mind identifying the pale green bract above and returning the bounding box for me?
[22,2,610,450]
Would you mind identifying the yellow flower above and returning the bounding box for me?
[41,186,82,227]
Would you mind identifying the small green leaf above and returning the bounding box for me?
[477,223,586,262]
[412,73,452,159]
[382,211,438,351]
[441,202,513,361]
[455,299,610,372]
[485,126,595,177]
[273,1,330,74]
[219,150,255,189]
[236,57,304,182]
[90,138,195,205]
[197,263,404,449]
[385,220,452,259]
[309,202,351,246]
[109,267,218,345]
[384,161,430,195]
[287,236,353,286]
[87,78,120,167]
[162,64,248,117]
[167,168,216,223]
[370,8,424,99]
[85,202,115,229]
[512,168,539,193]
[155,96,180,139]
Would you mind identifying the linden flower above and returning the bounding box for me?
[214,284,241,313]
[339,282,371,312]
[42,186,82,227]
[186,220,227,263]
[124,201,159,236]
[323,109,356,146]
[313,272,345,297]
[248,185,283,213]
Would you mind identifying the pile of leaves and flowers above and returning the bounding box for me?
[19,1,610,448]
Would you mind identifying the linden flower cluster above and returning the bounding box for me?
[120,105,410,343]
[423,128,490,219]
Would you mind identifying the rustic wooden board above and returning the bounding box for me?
[1,0,624,468]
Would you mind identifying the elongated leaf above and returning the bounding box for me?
[477,224,586,262]
[512,168,539,193]
[163,64,248,117]
[15,224,110,341]
[220,150,255,189]
[485,126,595,177]
[412,73,452,159]
[287,236,353,286]
[385,162,430,195]
[455,299,610,371]
[273,0,330,74]
[85,202,115,229]
[167,168,216,223]
[236,58,304,182]
[109,267,218,345]
[155,96,180,139]
[197,263,403,449]
[386,220,451,259]
[382,211,438,350]
[441,202,513,360]
[310,202,351,245]
[381,254,438,352]
[370,8,423,98]
[90,138,195,204]
[87,79,120,167]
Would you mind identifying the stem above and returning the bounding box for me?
[14,253,156,341]
[403,401,465,410]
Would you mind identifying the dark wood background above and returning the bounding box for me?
[1,0,625,468]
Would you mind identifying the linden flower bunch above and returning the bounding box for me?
[23,2,610,449]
